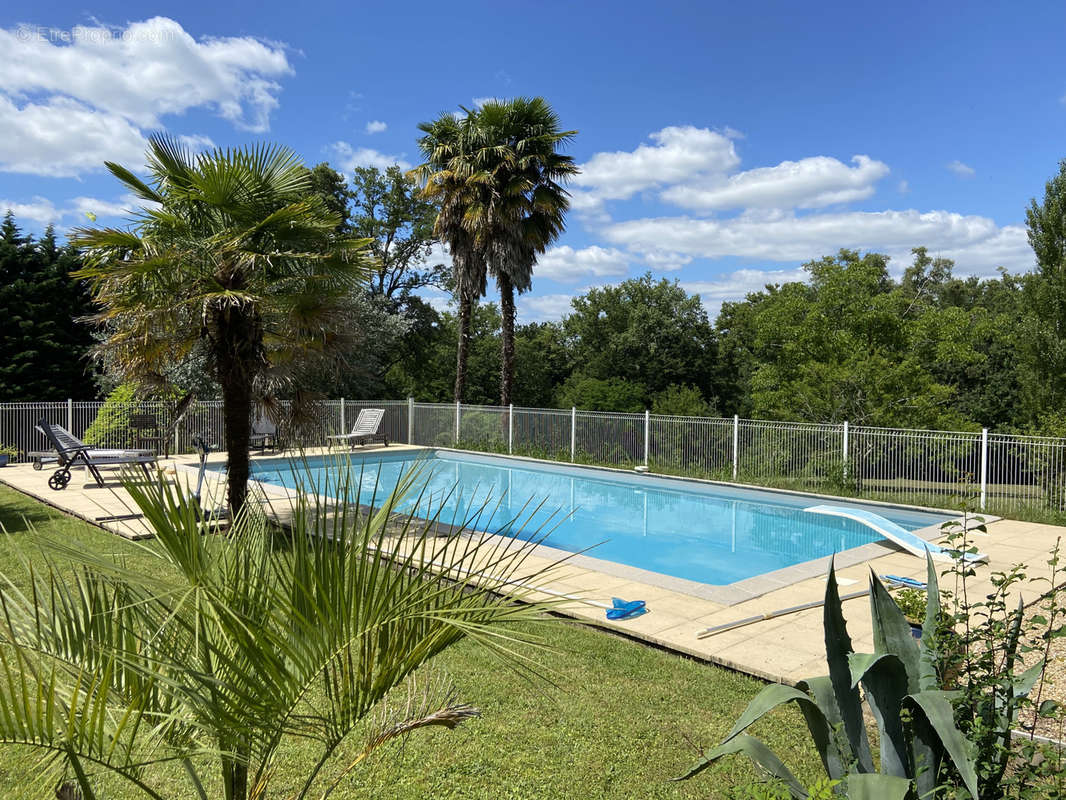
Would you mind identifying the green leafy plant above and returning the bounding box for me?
[0,443,17,457]
[82,382,139,448]
[893,587,927,624]
[0,458,563,800]
[680,553,981,799]
[936,514,1066,798]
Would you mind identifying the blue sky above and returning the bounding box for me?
[2,1,1064,320]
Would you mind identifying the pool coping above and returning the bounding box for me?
[225,446,994,607]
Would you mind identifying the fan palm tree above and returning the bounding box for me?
[415,100,577,407]
[72,136,369,515]
[414,113,488,402]
[465,98,577,407]
[0,464,560,800]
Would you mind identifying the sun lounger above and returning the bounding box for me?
[327,408,388,449]
[35,419,158,490]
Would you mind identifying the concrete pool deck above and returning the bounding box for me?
[1,445,1062,686]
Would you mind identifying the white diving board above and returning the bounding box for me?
[804,505,987,563]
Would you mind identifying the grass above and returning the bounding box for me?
[0,485,822,799]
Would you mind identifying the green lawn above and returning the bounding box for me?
[0,485,821,799]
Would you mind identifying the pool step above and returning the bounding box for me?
[804,505,987,563]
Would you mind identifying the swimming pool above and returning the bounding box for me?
[224,449,952,586]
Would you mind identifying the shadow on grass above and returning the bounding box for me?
[0,495,65,535]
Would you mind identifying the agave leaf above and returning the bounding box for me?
[1012,660,1045,700]
[918,551,941,692]
[823,559,874,773]
[715,684,825,746]
[907,689,979,800]
[869,571,920,692]
[849,653,910,779]
[678,734,807,799]
[797,676,848,781]
[844,772,912,800]
[678,684,826,782]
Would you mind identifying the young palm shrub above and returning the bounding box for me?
[680,554,988,800]
[0,461,563,800]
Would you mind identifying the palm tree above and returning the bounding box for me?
[414,113,488,402]
[0,463,560,800]
[416,100,577,407]
[72,136,369,515]
[470,99,577,408]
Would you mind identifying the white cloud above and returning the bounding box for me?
[0,19,292,131]
[661,155,889,211]
[0,95,147,177]
[178,134,215,153]
[683,267,809,317]
[898,179,910,194]
[947,160,976,178]
[603,209,1033,275]
[573,126,740,207]
[365,120,387,134]
[472,97,501,108]
[328,141,411,172]
[639,250,693,271]
[2,191,161,229]
[0,18,292,177]
[520,293,578,322]
[535,245,629,282]
[69,195,138,220]
[0,196,60,225]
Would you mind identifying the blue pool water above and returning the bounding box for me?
[223,449,951,586]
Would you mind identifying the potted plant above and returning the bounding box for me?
[0,444,17,467]
[894,587,928,637]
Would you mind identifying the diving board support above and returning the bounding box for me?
[804,505,987,563]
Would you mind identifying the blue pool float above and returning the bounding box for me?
[606,597,648,620]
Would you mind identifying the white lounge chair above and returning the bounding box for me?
[328,408,388,449]
[36,419,158,491]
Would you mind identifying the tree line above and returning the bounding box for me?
[5,124,1066,439]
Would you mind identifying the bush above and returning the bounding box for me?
[554,375,646,412]
[81,383,138,447]
[650,383,716,417]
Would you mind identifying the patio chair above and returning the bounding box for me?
[327,408,388,449]
[130,413,167,456]
[250,412,280,453]
[35,419,158,491]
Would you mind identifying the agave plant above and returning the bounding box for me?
[0,459,563,800]
[681,554,999,800]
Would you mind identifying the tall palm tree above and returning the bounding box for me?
[414,113,488,402]
[418,99,577,407]
[472,99,578,407]
[72,136,369,515]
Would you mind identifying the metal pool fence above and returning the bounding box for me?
[3,398,1065,518]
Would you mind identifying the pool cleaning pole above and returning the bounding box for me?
[696,589,870,639]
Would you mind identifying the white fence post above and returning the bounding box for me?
[842,420,849,481]
[570,407,576,463]
[643,409,650,467]
[67,398,73,432]
[340,398,345,435]
[407,397,414,445]
[732,414,739,480]
[508,403,514,454]
[455,401,461,445]
[980,427,989,511]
